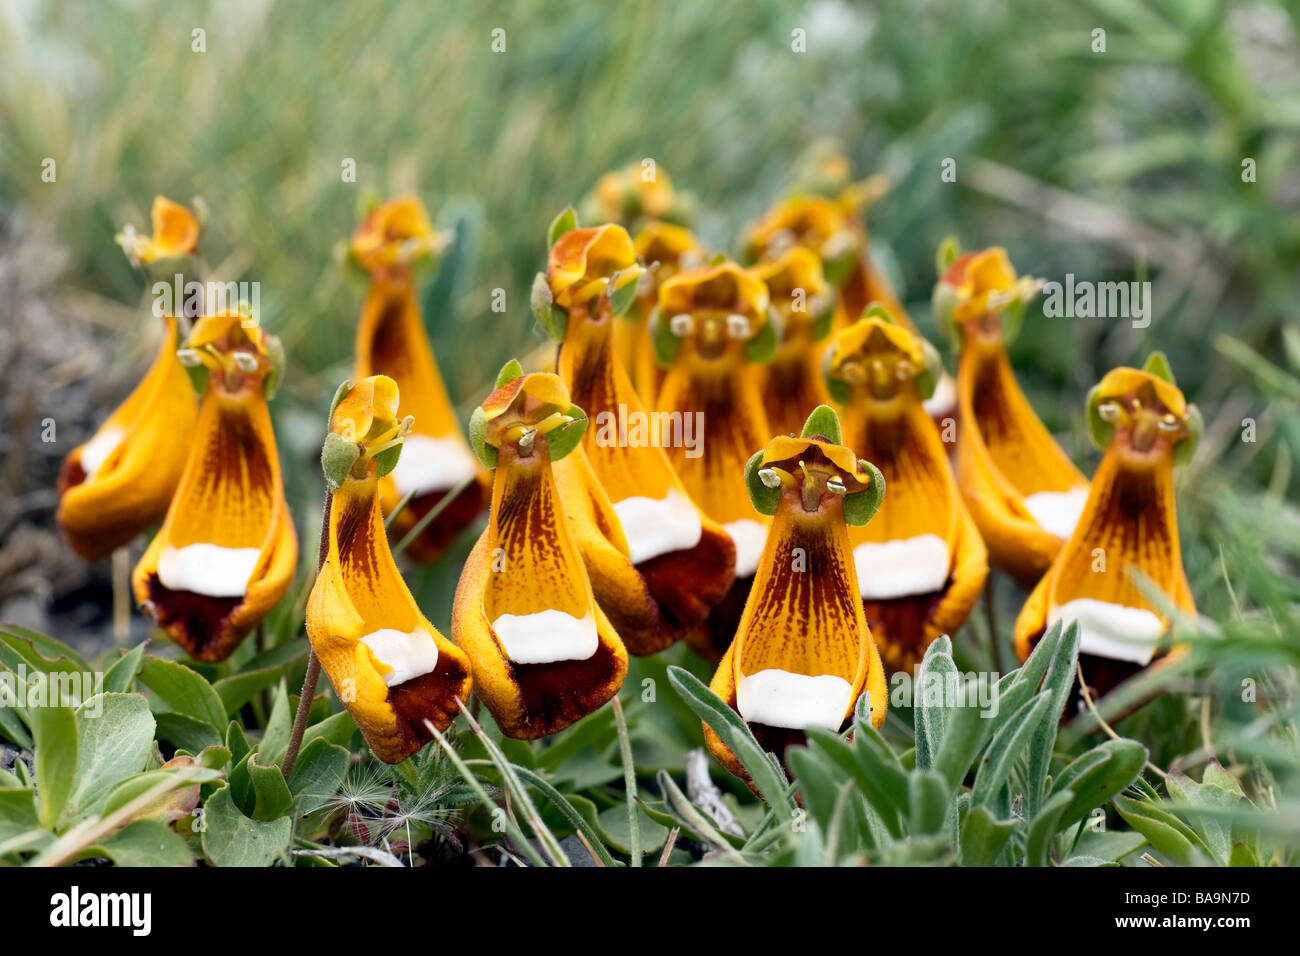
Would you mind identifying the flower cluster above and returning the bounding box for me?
[62,159,1201,776]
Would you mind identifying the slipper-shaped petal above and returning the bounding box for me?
[537,219,737,650]
[453,370,627,738]
[307,375,472,763]
[651,261,775,659]
[624,221,706,405]
[57,313,198,559]
[1014,354,1198,708]
[750,246,836,441]
[940,247,1089,587]
[825,313,987,672]
[350,197,490,561]
[706,407,888,782]
[133,313,297,661]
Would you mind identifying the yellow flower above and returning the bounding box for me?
[707,406,888,781]
[534,216,737,654]
[115,196,200,266]
[1015,354,1200,704]
[938,246,1089,587]
[307,375,472,764]
[583,163,684,229]
[621,221,707,403]
[749,246,836,441]
[132,312,297,662]
[57,312,198,560]
[453,368,627,738]
[651,261,775,659]
[825,312,988,672]
[350,197,490,561]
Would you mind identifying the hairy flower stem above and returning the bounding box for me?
[282,492,331,780]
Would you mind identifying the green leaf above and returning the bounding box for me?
[804,727,904,838]
[138,657,228,732]
[649,307,682,367]
[908,770,950,835]
[1114,795,1207,866]
[258,682,293,765]
[0,624,91,676]
[102,643,146,693]
[0,787,40,847]
[935,236,961,276]
[744,310,779,363]
[1143,350,1176,385]
[155,712,222,754]
[200,786,291,867]
[102,765,222,819]
[512,766,620,867]
[287,738,350,815]
[31,703,77,830]
[246,753,294,821]
[327,379,352,421]
[300,709,358,752]
[655,769,746,862]
[597,803,669,854]
[1026,788,1073,867]
[934,675,1000,794]
[211,642,308,716]
[547,206,577,247]
[914,636,958,772]
[1050,738,1147,830]
[1027,620,1080,815]
[971,694,1050,807]
[960,804,1017,865]
[666,666,793,815]
[60,693,156,826]
[87,818,194,867]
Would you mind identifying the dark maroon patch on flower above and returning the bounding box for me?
[506,640,624,740]
[145,575,243,662]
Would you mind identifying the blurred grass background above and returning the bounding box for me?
[2,0,1299,836]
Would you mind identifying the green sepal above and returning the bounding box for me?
[545,404,588,461]
[935,236,961,278]
[547,207,578,248]
[745,309,780,364]
[801,404,842,444]
[708,252,728,267]
[183,362,211,397]
[932,281,963,352]
[531,272,568,341]
[328,380,353,421]
[1174,404,1201,466]
[1001,296,1025,345]
[321,431,360,493]
[823,246,856,288]
[1085,382,1114,451]
[810,294,837,341]
[468,406,497,469]
[843,459,885,526]
[649,307,682,368]
[822,347,853,406]
[608,272,639,318]
[262,333,286,400]
[495,359,525,389]
[744,450,779,516]
[356,187,382,222]
[916,339,943,402]
[374,441,402,479]
[1143,350,1176,386]
[860,302,893,324]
